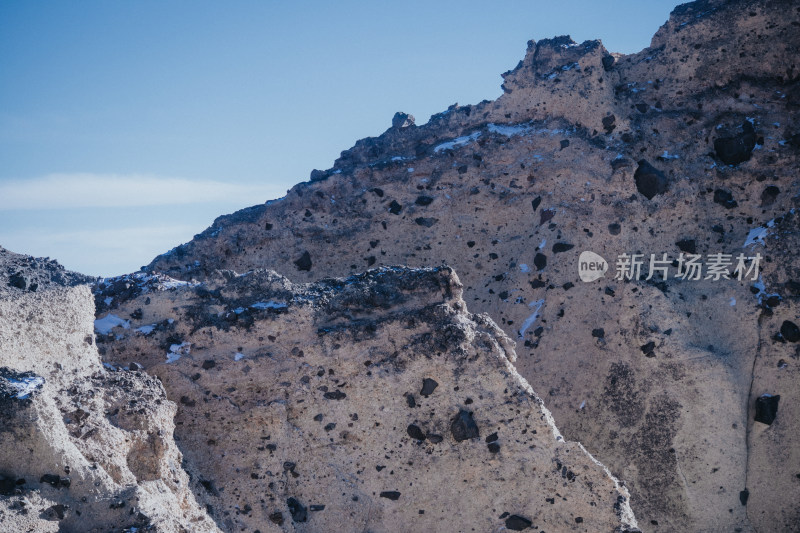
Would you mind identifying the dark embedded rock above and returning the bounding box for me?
[552,242,574,253]
[761,185,780,206]
[676,239,696,254]
[39,474,70,489]
[754,394,780,425]
[488,442,501,453]
[310,504,325,511]
[486,432,499,443]
[713,189,738,209]
[608,222,621,235]
[323,390,346,400]
[287,497,307,523]
[294,251,312,271]
[269,511,284,525]
[391,112,415,129]
[42,503,69,521]
[780,320,800,342]
[427,434,443,444]
[414,217,438,228]
[714,122,756,165]
[505,514,533,530]
[531,196,542,211]
[640,341,656,357]
[8,272,27,290]
[388,200,402,215]
[420,378,438,397]
[534,253,547,271]
[739,489,750,506]
[602,114,616,134]
[451,409,479,442]
[0,476,18,496]
[634,160,669,200]
[415,195,434,206]
[201,360,216,370]
[592,328,605,339]
[405,393,416,408]
[601,54,615,71]
[407,424,426,441]
[380,491,401,501]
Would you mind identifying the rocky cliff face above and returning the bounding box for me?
[122,0,800,531]
[94,266,639,532]
[4,0,799,531]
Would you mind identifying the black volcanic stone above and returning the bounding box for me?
[451,409,479,442]
[676,239,696,254]
[531,196,542,211]
[739,489,750,506]
[592,328,605,338]
[714,121,756,165]
[634,160,669,199]
[287,497,307,523]
[534,253,547,271]
[713,189,738,209]
[420,378,438,397]
[780,320,800,342]
[388,200,402,214]
[754,394,780,425]
[608,222,621,235]
[552,242,574,253]
[323,390,346,400]
[380,491,401,501]
[505,514,533,530]
[407,424,426,441]
[415,195,434,206]
[294,251,312,271]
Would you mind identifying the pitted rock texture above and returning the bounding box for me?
[0,246,95,297]
[0,284,219,532]
[96,267,639,532]
[128,0,800,530]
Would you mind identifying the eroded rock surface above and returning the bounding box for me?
[119,0,800,530]
[0,283,218,532]
[96,267,639,532]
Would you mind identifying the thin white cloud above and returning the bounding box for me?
[0,224,202,277]
[0,173,286,209]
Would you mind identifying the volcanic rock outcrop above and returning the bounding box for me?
[0,278,219,531]
[121,0,799,530]
[94,266,639,532]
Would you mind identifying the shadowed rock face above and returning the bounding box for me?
[0,285,219,533]
[117,0,800,531]
[95,266,639,532]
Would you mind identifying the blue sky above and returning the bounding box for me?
[0,1,681,276]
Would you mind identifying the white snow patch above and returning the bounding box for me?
[744,219,775,247]
[518,299,545,339]
[104,296,113,306]
[234,352,245,361]
[729,297,736,306]
[519,264,530,273]
[661,151,680,159]
[538,239,547,250]
[5,375,45,399]
[407,168,414,173]
[579,400,586,410]
[94,314,130,335]
[166,342,190,364]
[487,123,532,137]
[136,324,156,335]
[233,307,246,314]
[251,300,288,310]
[433,131,481,153]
